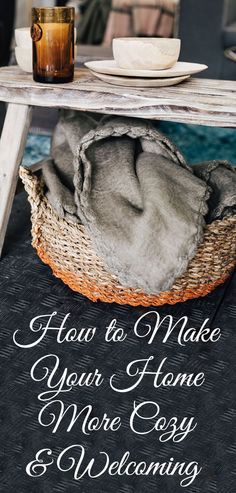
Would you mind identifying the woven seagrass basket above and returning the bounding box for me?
[20,167,236,307]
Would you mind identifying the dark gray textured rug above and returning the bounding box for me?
[0,192,235,493]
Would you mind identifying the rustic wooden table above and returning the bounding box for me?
[0,65,236,257]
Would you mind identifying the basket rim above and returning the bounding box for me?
[19,165,236,305]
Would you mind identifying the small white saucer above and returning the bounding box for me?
[85,60,208,78]
[90,70,190,87]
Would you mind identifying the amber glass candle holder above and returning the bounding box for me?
[31,7,75,84]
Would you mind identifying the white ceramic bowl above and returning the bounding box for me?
[112,37,181,70]
[15,46,78,73]
[15,27,31,48]
[15,27,77,73]
[15,27,77,49]
[15,46,32,73]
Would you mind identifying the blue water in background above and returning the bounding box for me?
[23,123,236,166]
[23,134,51,167]
[159,122,236,164]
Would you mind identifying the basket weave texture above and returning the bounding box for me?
[20,167,236,307]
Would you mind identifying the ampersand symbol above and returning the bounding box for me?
[26,448,54,477]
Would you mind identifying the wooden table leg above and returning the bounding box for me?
[0,103,32,257]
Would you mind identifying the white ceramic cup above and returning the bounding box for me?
[112,37,181,70]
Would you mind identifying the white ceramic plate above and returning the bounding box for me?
[85,60,208,78]
[90,70,190,87]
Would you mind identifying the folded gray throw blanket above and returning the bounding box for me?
[42,112,236,293]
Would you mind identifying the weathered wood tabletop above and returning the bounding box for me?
[0,64,236,258]
[0,65,236,127]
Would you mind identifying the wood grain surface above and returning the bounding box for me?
[0,103,32,256]
[0,66,235,127]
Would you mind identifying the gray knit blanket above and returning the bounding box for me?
[42,112,236,293]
